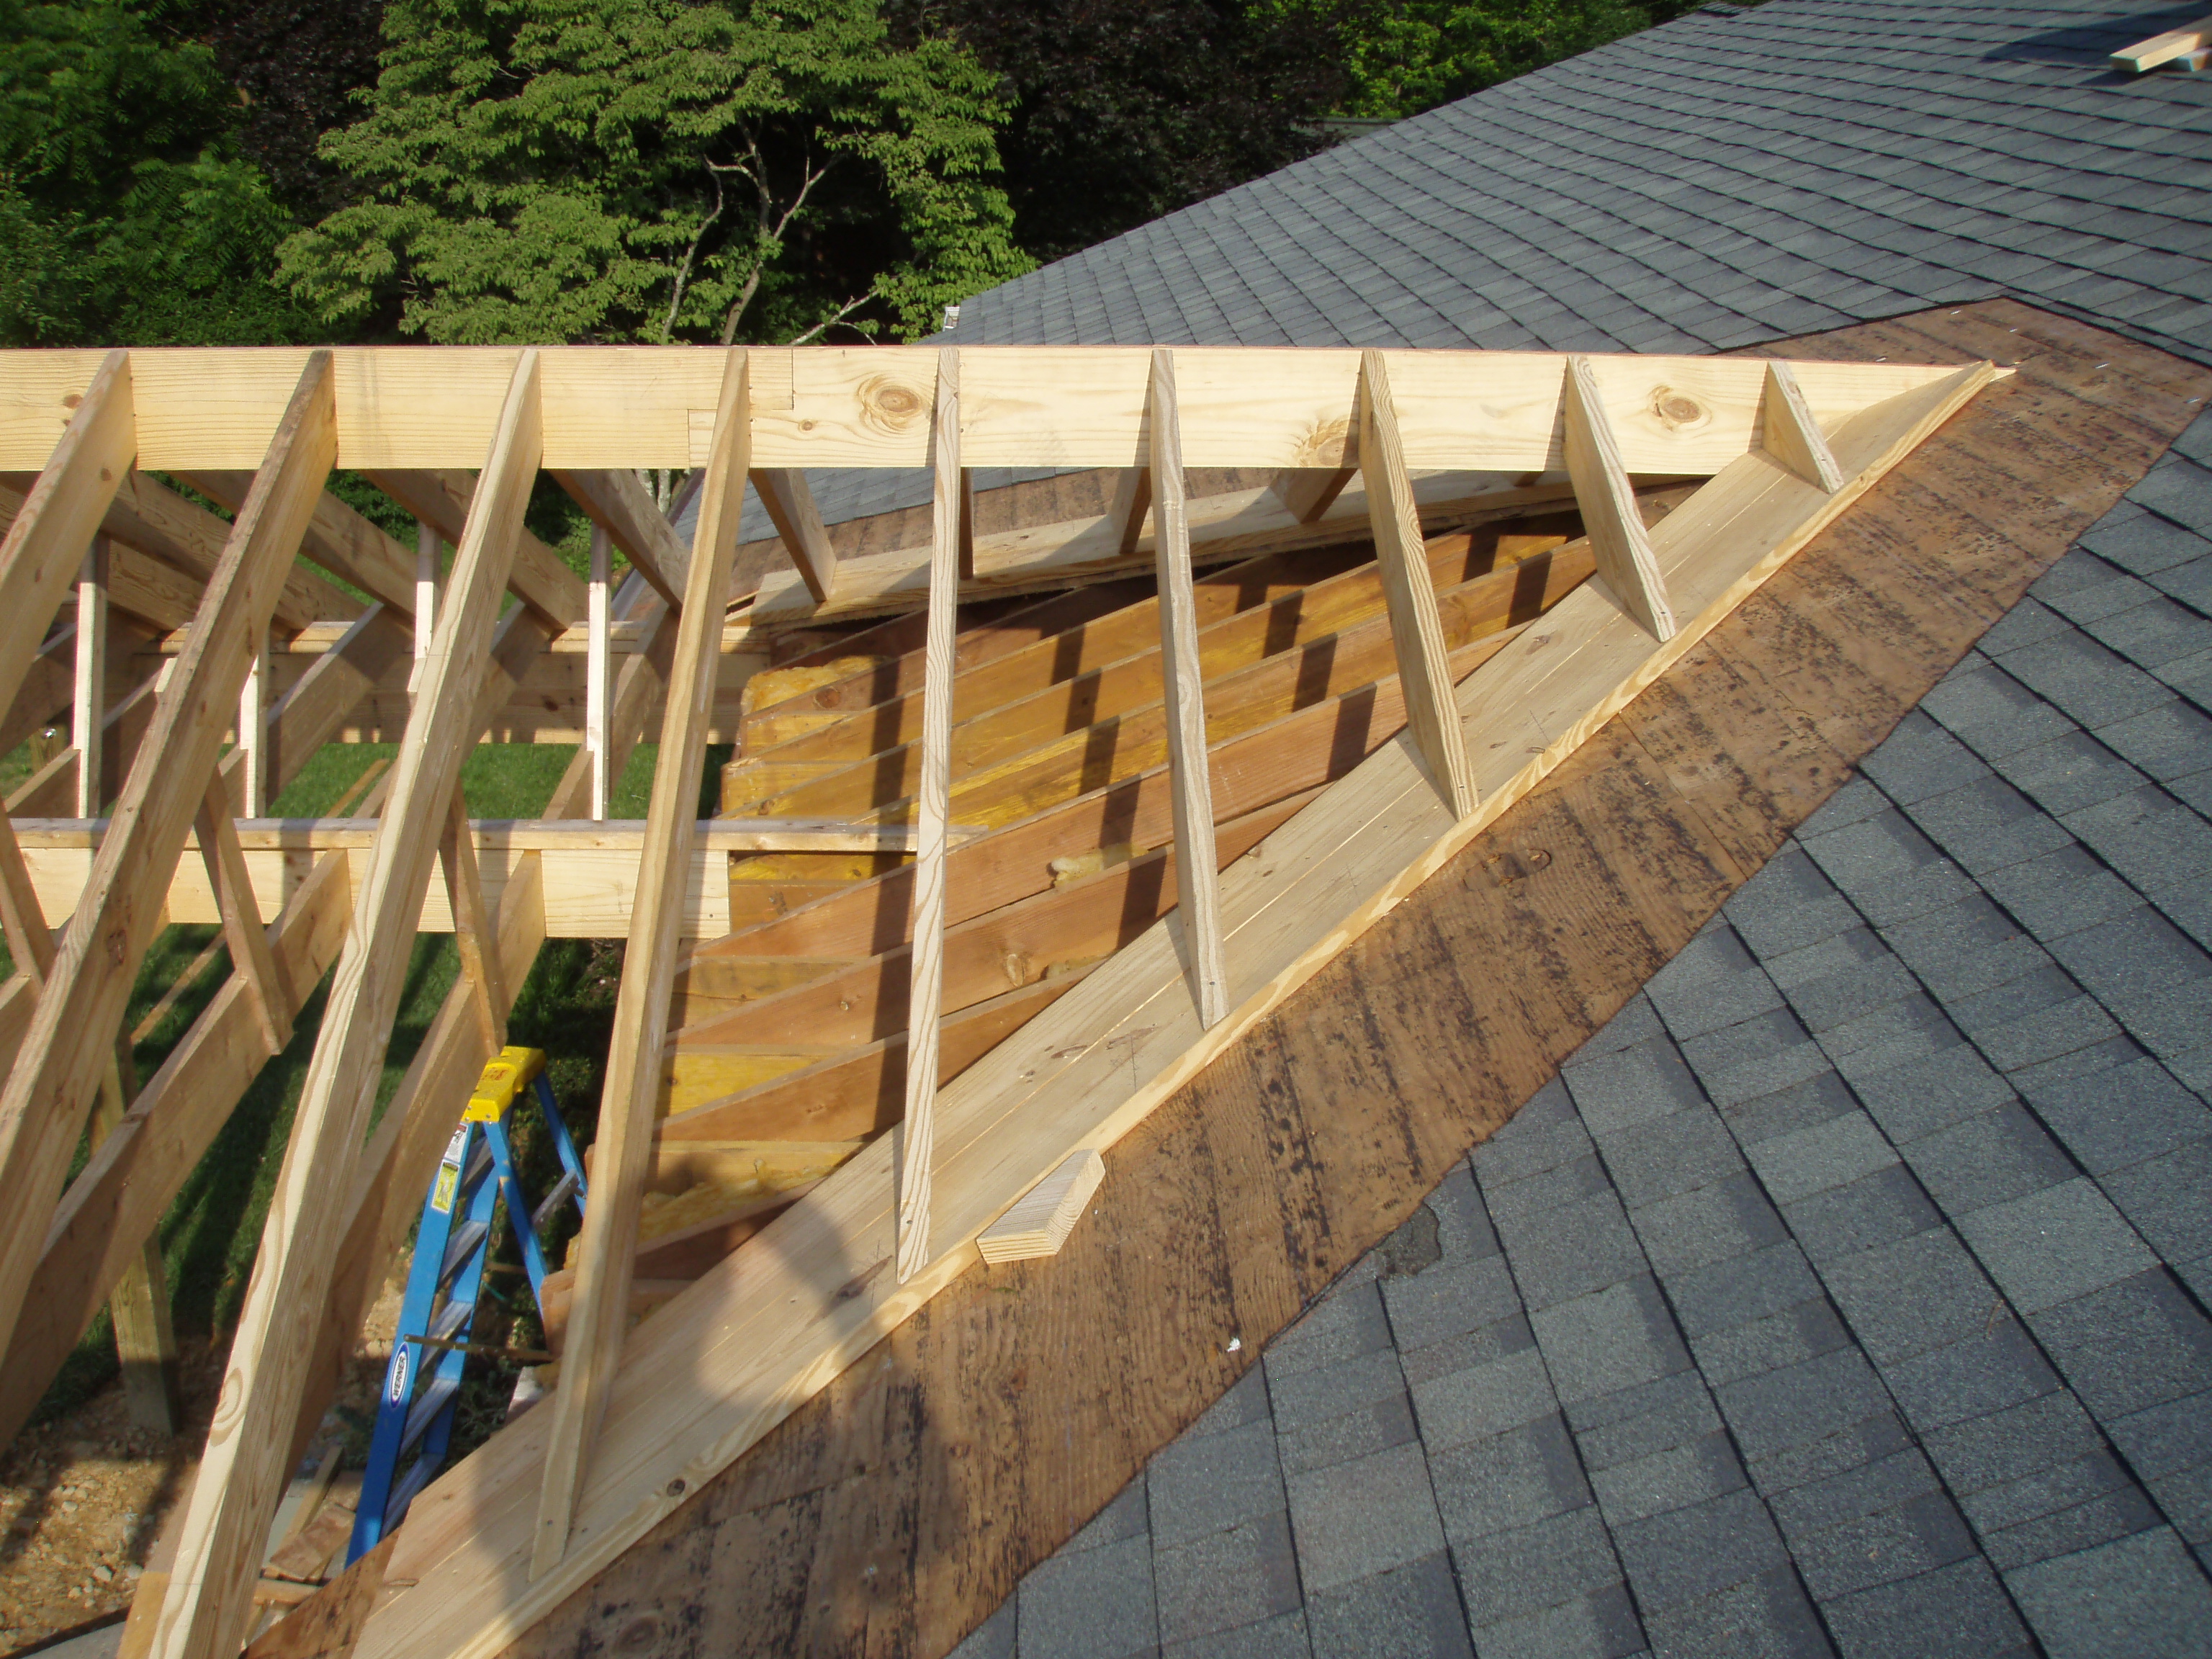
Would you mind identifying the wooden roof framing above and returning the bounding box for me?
[0,342,1991,1659]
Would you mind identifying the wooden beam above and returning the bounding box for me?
[149,351,539,1659]
[0,349,333,1431]
[413,521,438,663]
[588,524,611,819]
[181,472,418,617]
[84,1048,181,1434]
[529,347,750,1578]
[1761,360,1845,493]
[895,346,963,1282]
[553,467,692,608]
[0,349,132,714]
[237,606,414,806]
[367,467,587,630]
[1563,354,1676,642]
[72,539,107,817]
[94,472,359,635]
[2112,13,2210,69]
[0,809,53,981]
[439,788,506,1051]
[1359,350,1477,817]
[1148,351,1226,1024]
[235,628,270,815]
[976,1149,1105,1264]
[750,467,837,603]
[1272,467,1355,523]
[193,773,292,1056]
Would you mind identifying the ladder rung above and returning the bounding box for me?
[462,1138,494,1192]
[426,1298,475,1344]
[438,1220,489,1290]
[397,1373,460,1458]
[382,1447,439,1532]
[530,1169,580,1233]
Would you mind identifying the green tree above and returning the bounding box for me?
[1314,0,1694,120]
[279,0,1034,347]
[0,0,315,344]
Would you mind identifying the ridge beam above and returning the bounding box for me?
[530,348,751,1579]
[1563,354,1676,643]
[1150,349,1229,1029]
[1359,350,1478,819]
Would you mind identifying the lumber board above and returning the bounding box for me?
[1359,350,1476,817]
[0,348,1960,473]
[367,467,587,631]
[1760,360,1844,493]
[192,774,292,1054]
[750,468,838,602]
[323,356,1997,1659]
[2112,12,2210,69]
[1563,354,1676,642]
[1145,349,1227,1027]
[149,351,539,1659]
[896,346,963,1280]
[184,471,419,616]
[976,1149,1105,1264]
[552,467,691,608]
[530,347,750,1577]
[0,350,337,1449]
[0,350,132,722]
[72,539,107,817]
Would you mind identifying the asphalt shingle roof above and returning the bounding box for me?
[953,418,2212,1658]
[799,0,2212,529]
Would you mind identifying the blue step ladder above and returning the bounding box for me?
[346,1046,587,1564]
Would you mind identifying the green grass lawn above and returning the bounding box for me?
[22,731,730,1448]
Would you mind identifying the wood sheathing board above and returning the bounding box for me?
[253,302,2211,1659]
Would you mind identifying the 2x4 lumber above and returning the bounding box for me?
[1147,351,1228,1029]
[441,790,507,1051]
[84,1052,182,1435]
[193,774,292,1056]
[415,521,438,662]
[150,349,542,1659]
[976,1148,1105,1264]
[72,539,107,817]
[0,351,336,1470]
[1272,467,1354,523]
[1359,351,1477,818]
[0,810,52,979]
[2112,13,2211,69]
[750,467,837,602]
[1563,354,1676,643]
[1760,361,1845,493]
[233,606,413,806]
[236,629,271,814]
[183,472,419,617]
[367,467,588,631]
[0,346,1961,475]
[530,346,752,1578]
[553,467,693,609]
[327,361,1999,1659]
[896,348,963,1281]
[0,350,132,719]
[1106,466,1151,558]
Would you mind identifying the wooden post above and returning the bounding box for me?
[87,1047,180,1434]
[235,629,269,817]
[958,465,976,580]
[1272,467,1356,523]
[1358,351,1478,818]
[413,519,438,682]
[73,538,107,817]
[1761,361,1845,493]
[529,349,751,1579]
[1148,349,1229,1029]
[1562,356,1676,643]
[440,788,506,1051]
[149,352,531,1659]
[588,523,611,819]
[894,347,963,1284]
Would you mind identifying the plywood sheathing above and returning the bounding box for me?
[491,302,2212,1658]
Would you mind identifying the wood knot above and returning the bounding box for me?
[615,1617,660,1652]
[1293,417,1353,468]
[858,374,929,436]
[1648,386,1710,431]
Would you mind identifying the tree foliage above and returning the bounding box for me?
[0,0,315,343]
[279,0,1035,346]
[900,0,1358,264]
[1321,0,1697,120]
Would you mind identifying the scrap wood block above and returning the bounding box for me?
[977,1149,1106,1264]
